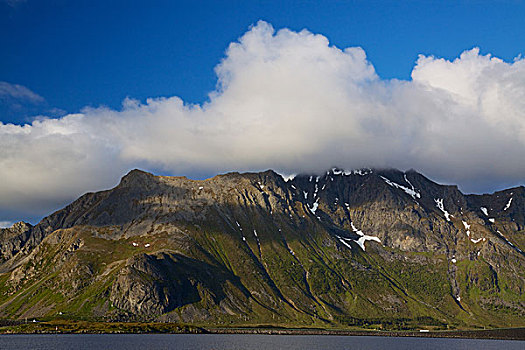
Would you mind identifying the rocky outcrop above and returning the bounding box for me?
[0,222,32,268]
[109,252,252,319]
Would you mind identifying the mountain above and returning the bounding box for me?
[0,168,523,330]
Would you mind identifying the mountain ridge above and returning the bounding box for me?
[0,167,523,330]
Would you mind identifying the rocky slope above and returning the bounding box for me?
[0,168,523,329]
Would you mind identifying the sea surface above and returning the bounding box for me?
[0,334,523,350]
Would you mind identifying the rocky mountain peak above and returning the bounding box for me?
[3,221,32,233]
[0,167,523,328]
[119,169,156,187]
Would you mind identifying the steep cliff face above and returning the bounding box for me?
[0,222,33,268]
[0,168,523,329]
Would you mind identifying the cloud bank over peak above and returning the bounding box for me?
[1,21,524,221]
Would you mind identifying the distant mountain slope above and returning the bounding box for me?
[0,168,523,330]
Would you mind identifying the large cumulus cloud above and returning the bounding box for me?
[1,21,524,222]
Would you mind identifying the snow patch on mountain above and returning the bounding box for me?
[504,197,513,211]
[330,168,372,176]
[335,220,380,252]
[435,198,453,221]
[309,198,320,214]
[462,220,471,237]
[380,175,421,199]
[350,221,381,251]
[496,230,523,253]
[337,236,353,250]
[480,207,489,216]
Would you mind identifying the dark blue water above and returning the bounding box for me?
[0,334,522,350]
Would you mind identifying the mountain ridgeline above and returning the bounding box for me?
[0,168,524,330]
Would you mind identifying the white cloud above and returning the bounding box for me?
[0,81,44,103]
[1,21,524,221]
[0,221,14,228]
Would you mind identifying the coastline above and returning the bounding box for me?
[204,327,525,340]
[0,321,523,340]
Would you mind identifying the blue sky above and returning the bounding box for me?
[2,0,525,123]
[1,1,525,224]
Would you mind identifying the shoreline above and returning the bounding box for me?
[0,322,523,340]
[204,327,525,340]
